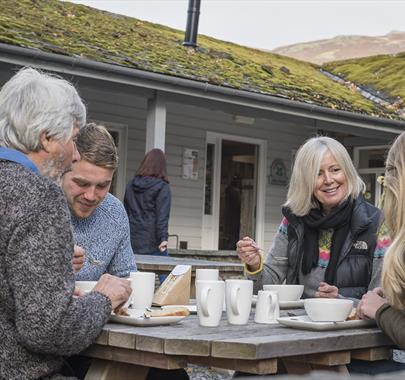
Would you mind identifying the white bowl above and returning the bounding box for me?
[263,284,304,302]
[304,298,354,322]
[75,281,97,293]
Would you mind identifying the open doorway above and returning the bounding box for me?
[218,140,257,249]
[202,133,265,251]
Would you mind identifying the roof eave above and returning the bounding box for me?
[0,43,404,134]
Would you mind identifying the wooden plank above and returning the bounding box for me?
[95,330,109,345]
[211,327,393,360]
[83,345,187,370]
[351,347,393,361]
[287,351,350,366]
[189,356,278,375]
[109,331,136,349]
[281,359,312,375]
[84,359,149,380]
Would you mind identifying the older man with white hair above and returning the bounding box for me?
[0,67,131,379]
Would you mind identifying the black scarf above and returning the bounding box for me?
[301,198,353,285]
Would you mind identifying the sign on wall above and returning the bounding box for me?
[182,148,199,180]
[270,158,288,185]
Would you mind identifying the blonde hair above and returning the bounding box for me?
[382,132,405,309]
[284,136,365,216]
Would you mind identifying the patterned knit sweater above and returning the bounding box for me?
[73,193,137,281]
[0,160,112,379]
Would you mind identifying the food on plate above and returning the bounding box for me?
[346,308,360,321]
[144,306,190,318]
[114,307,130,316]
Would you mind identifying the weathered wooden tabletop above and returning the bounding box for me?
[83,311,394,379]
[135,254,244,273]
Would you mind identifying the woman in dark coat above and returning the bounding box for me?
[124,149,171,259]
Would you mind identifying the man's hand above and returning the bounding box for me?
[315,281,338,298]
[72,245,85,272]
[159,241,168,252]
[236,236,261,272]
[357,291,387,320]
[93,274,132,310]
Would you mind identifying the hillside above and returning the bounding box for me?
[322,53,405,114]
[0,0,398,119]
[273,31,405,65]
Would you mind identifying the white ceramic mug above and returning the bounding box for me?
[196,280,225,327]
[130,271,156,310]
[254,290,280,324]
[196,268,219,282]
[225,279,253,325]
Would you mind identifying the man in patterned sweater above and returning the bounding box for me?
[0,68,131,379]
[62,123,137,280]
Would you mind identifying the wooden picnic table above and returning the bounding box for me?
[135,254,244,296]
[83,310,394,380]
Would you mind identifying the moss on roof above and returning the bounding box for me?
[0,0,400,119]
[323,53,405,107]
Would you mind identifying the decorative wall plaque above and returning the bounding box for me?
[270,158,288,185]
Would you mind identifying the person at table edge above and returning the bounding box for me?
[61,123,137,280]
[0,67,131,379]
[237,136,390,301]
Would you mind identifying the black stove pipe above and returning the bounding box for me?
[183,0,201,48]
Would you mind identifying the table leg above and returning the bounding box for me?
[84,358,149,380]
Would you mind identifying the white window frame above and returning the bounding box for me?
[90,119,128,201]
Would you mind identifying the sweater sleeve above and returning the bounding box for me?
[375,303,405,349]
[155,183,171,243]
[107,208,137,277]
[246,218,289,294]
[7,184,112,356]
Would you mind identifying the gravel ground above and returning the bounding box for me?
[184,351,405,379]
[186,365,233,380]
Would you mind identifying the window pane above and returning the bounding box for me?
[358,148,386,169]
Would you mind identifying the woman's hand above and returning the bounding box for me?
[236,236,261,272]
[315,281,338,298]
[357,290,387,320]
[159,241,168,252]
[72,245,85,272]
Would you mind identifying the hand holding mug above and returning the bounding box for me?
[93,274,132,310]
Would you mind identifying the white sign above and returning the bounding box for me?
[182,148,199,180]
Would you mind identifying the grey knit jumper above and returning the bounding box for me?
[0,160,112,379]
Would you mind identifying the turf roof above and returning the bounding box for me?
[0,0,401,119]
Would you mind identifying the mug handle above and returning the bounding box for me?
[201,287,211,317]
[268,293,276,319]
[231,286,240,315]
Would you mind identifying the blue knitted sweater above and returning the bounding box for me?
[73,193,137,280]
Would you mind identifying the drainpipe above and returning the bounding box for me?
[183,0,201,48]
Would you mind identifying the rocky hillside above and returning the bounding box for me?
[273,31,405,64]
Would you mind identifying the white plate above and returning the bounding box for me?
[277,315,376,331]
[162,305,197,314]
[251,296,304,309]
[110,308,186,326]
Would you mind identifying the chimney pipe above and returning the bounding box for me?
[183,0,201,48]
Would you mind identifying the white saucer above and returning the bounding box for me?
[277,315,375,331]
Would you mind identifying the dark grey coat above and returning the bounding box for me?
[0,160,112,379]
[124,176,171,254]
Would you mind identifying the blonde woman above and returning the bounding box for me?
[237,136,390,301]
[357,132,405,349]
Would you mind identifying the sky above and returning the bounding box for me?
[67,0,405,50]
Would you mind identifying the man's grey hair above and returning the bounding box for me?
[0,67,86,153]
[284,136,365,216]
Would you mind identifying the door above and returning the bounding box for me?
[202,133,266,250]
